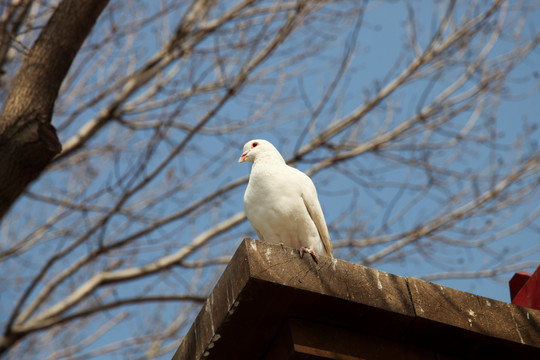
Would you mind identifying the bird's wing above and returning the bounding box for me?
[301,182,333,257]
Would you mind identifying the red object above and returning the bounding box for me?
[509,266,540,311]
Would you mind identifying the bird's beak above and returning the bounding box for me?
[238,152,248,163]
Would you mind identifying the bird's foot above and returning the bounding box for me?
[299,247,319,264]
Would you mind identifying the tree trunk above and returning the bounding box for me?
[0,0,109,218]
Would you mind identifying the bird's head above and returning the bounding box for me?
[238,139,284,164]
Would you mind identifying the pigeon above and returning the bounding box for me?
[239,139,333,262]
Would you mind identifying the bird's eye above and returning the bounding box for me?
[252,142,258,148]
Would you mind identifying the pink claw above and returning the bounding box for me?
[299,247,319,263]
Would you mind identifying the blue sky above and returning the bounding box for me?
[232,0,540,301]
[2,1,540,358]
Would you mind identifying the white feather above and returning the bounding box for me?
[239,139,333,257]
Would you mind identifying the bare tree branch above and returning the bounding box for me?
[1,0,539,358]
[0,0,109,217]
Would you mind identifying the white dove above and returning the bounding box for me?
[239,139,333,262]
